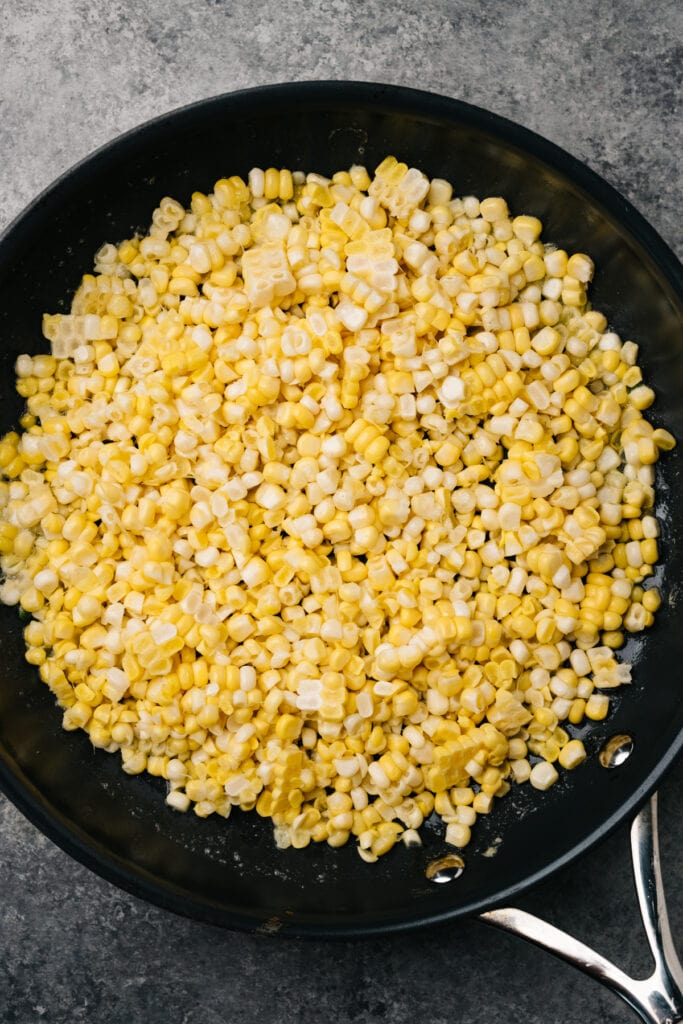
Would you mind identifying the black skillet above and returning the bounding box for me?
[0,82,681,1021]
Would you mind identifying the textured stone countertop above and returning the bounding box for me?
[1,2,681,1022]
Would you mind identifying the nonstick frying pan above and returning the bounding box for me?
[0,82,681,1022]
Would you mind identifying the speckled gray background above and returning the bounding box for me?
[1,2,681,1022]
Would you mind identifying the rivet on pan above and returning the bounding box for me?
[599,734,634,769]
[425,854,465,884]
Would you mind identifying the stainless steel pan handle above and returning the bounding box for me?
[481,794,683,1024]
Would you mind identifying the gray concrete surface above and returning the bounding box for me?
[0,1,681,1022]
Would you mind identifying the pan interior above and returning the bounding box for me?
[0,83,681,935]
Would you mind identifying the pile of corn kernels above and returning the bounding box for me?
[0,157,674,859]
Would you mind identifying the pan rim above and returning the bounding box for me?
[1,730,680,939]
[0,79,681,937]
[1,80,681,292]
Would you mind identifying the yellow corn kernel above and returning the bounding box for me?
[568,699,586,725]
[512,215,542,245]
[558,739,586,769]
[585,694,610,721]
[652,428,675,451]
[641,538,658,565]
[641,588,661,613]
[629,386,655,410]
